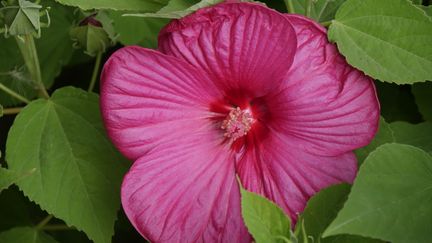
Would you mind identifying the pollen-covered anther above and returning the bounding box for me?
[221,107,255,141]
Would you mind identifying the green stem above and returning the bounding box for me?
[0,83,30,104]
[35,215,53,230]
[300,220,308,243]
[15,35,50,99]
[40,224,74,231]
[283,0,296,13]
[3,107,23,115]
[320,20,332,27]
[235,174,244,188]
[305,0,313,17]
[88,52,103,92]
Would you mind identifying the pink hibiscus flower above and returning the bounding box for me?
[100,2,379,242]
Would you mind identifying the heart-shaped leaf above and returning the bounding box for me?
[328,0,432,84]
[324,143,432,243]
[6,87,127,243]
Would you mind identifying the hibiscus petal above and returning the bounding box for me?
[266,15,379,156]
[100,46,222,160]
[121,127,250,242]
[236,132,357,223]
[158,2,297,95]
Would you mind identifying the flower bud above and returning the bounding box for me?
[0,0,49,37]
[70,11,117,56]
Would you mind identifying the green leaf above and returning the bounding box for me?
[328,0,432,84]
[54,0,169,11]
[421,5,432,16]
[357,119,432,156]
[0,104,3,117]
[125,0,223,19]
[108,11,168,48]
[291,0,346,22]
[322,235,385,243]
[297,184,350,241]
[297,184,383,243]
[6,87,127,243]
[0,38,21,71]
[412,81,432,121]
[108,0,224,47]
[0,227,58,243]
[156,0,200,13]
[240,188,292,243]
[323,143,432,243]
[355,117,394,164]
[390,121,432,153]
[0,167,35,192]
[36,0,75,88]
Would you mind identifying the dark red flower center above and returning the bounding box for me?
[210,89,272,152]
